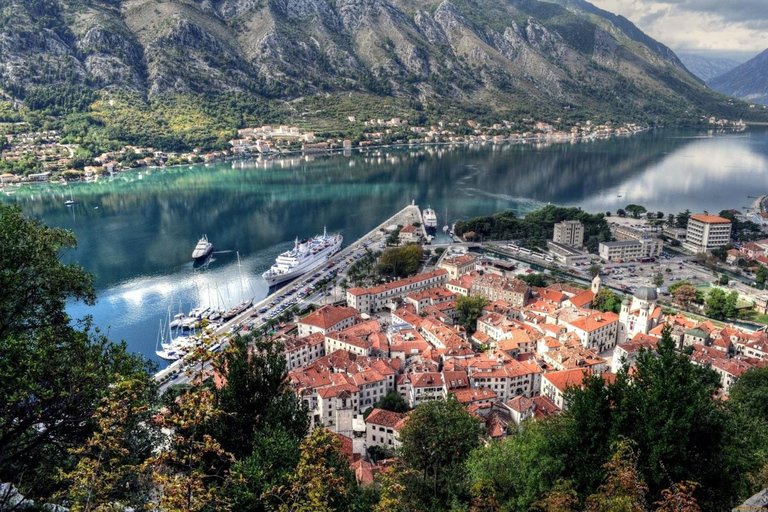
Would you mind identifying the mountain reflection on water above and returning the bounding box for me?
[3,129,767,364]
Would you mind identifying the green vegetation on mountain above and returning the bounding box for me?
[0,0,766,154]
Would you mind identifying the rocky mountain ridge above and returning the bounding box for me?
[677,53,741,82]
[708,48,768,106]
[0,0,762,133]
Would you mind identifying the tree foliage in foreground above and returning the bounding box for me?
[394,396,485,509]
[0,204,152,502]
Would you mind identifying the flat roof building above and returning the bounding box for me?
[684,214,732,253]
[553,220,584,248]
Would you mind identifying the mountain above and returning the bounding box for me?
[677,53,741,82]
[708,48,768,106]
[0,0,762,149]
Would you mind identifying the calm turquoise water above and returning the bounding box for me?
[3,129,768,365]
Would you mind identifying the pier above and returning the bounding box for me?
[154,202,423,389]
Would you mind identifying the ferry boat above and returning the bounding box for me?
[262,228,342,287]
[422,208,438,234]
[192,235,213,260]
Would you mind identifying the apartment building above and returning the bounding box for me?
[684,214,732,253]
[346,269,449,314]
[553,220,584,248]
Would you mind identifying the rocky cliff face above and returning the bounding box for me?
[708,48,768,106]
[0,0,750,117]
[677,53,740,82]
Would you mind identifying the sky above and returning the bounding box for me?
[590,0,768,61]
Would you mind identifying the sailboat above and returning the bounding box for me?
[223,252,254,320]
[64,186,78,206]
[155,318,181,361]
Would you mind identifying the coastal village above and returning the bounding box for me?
[200,206,768,484]
[0,116,743,185]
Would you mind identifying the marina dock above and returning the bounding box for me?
[154,202,423,387]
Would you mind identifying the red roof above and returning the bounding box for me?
[318,383,359,399]
[569,289,595,308]
[365,408,406,429]
[300,305,358,330]
[543,368,592,392]
[568,311,619,332]
[451,387,497,404]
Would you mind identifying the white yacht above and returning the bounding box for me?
[423,208,438,233]
[192,235,213,260]
[262,228,342,287]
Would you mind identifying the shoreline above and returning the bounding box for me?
[2,127,653,190]
[3,125,755,192]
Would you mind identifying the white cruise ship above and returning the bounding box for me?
[262,228,342,287]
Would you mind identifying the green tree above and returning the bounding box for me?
[398,396,485,508]
[757,265,768,285]
[676,210,691,229]
[652,272,665,288]
[589,264,602,278]
[613,327,736,509]
[373,389,410,414]
[0,204,94,340]
[274,427,354,512]
[520,273,546,287]
[729,366,768,422]
[593,288,622,313]
[212,333,309,461]
[617,209,626,217]
[625,204,648,219]
[705,288,728,320]
[455,295,490,332]
[0,205,151,501]
[378,245,422,278]
[229,425,303,512]
[467,419,568,510]
[718,274,730,285]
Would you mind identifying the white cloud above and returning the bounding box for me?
[590,0,768,56]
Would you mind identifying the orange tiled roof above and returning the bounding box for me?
[300,305,358,330]
[568,311,619,332]
[543,368,592,392]
[365,408,406,428]
[690,214,731,224]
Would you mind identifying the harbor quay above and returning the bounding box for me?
[154,202,423,388]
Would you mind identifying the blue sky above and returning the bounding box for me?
[591,0,768,61]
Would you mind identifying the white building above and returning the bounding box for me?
[617,287,663,344]
[599,238,662,262]
[683,214,732,253]
[346,269,449,314]
[297,305,358,337]
[365,408,405,450]
[565,311,620,353]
